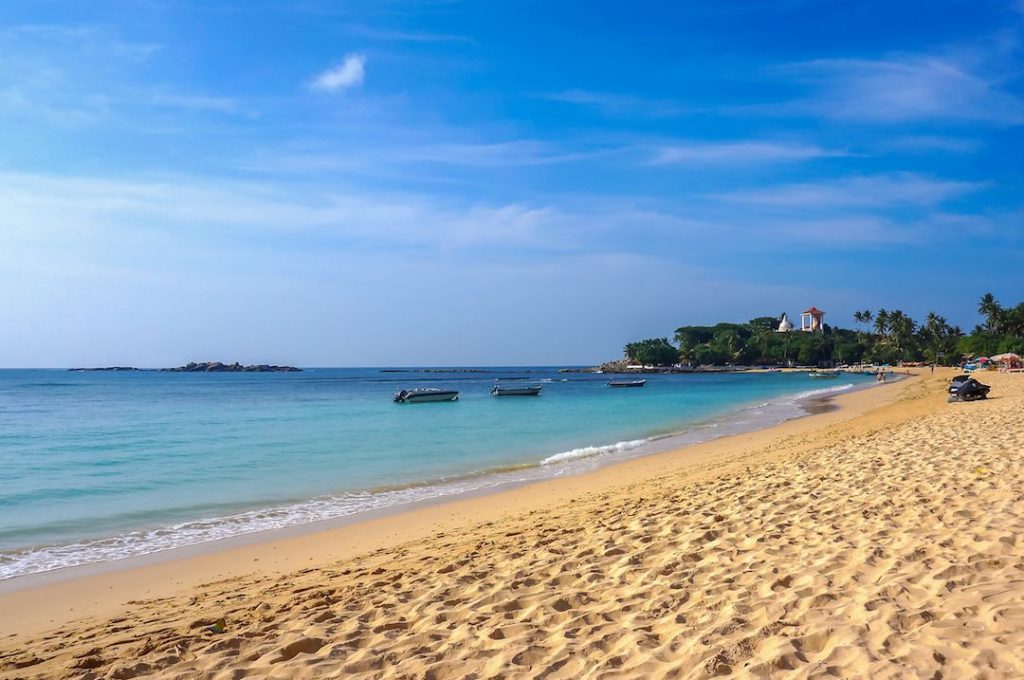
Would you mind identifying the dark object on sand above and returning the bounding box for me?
[948,377,990,402]
[949,374,971,390]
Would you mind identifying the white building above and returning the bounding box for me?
[800,307,825,332]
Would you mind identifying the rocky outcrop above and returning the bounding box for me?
[161,362,302,373]
[68,367,142,372]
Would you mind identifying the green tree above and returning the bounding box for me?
[874,308,890,338]
[632,296,1023,368]
[978,293,1002,334]
[623,338,679,366]
[853,309,873,332]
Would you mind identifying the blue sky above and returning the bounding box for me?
[1,0,1023,366]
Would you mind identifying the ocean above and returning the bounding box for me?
[0,368,873,580]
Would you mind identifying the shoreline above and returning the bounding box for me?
[0,371,915,638]
[0,375,880,589]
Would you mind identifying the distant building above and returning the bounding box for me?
[776,313,793,333]
[801,307,825,332]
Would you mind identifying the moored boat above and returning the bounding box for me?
[608,379,646,388]
[808,371,839,379]
[394,388,460,403]
[491,384,543,396]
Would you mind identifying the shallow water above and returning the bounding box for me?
[0,367,873,578]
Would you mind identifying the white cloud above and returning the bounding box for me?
[397,140,612,166]
[879,135,982,154]
[712,173,986,208]
[541,89,694,118]
[343,24,472,44]
[0,24,162,61]
[0,169,1006,288]
[147,93,239,113]
[772,54,1024,124]
[0,171,585,254]
[649,141,843,165]
[310,53,366,92]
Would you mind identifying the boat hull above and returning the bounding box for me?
[394,390,460,403]
[491,386,542,396]
[608,379,646,388]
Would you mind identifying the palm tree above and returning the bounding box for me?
[887,310,916,358]
[978,293,1002,334]
[717,330,743,363]
[755,326,773,361]
[923,312,949,363]
[853,310,874,346]
[874,309,890,338]
[1007,303,1024,337]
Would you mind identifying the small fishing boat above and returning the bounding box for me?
[608,379,646,388]
[808,371,839,379]
[394,388,460,403]
[491,384,542,396]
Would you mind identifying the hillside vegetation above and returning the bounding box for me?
[623,293,1024,367]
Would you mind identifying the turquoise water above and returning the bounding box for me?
[0,368,873,579]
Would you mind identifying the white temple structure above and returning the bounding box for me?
[776,313,793,332]
[801,307,825,332]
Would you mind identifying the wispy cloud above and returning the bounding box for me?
[0,171,576,253]
[649,141,844,165]
[237,138,626,177]
[5,170,958,263]
[310,53,367,92]
[768,53,1024,124]
[396,140,615,166]
[343,24,472,44]
[879,135,982,154]
[540,89,695,118]
[146,92,239,113]
[712,173,986,208]
[0,22,239,125]
[0,24,162,61]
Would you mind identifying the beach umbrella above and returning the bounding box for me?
[991,352,1021,362]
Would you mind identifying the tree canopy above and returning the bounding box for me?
[623,294,1024,367]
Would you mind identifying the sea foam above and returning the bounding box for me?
[540,439,649,465]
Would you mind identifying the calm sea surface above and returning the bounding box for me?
[0,368,873,579]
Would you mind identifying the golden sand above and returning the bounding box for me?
[3,370,1024,678]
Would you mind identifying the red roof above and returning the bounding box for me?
[802,306,825,315]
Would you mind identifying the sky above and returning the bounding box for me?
[1,0,1023,367]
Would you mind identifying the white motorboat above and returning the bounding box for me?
[394,388,460,403]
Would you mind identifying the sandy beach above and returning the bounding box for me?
[3,369,1024,678]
